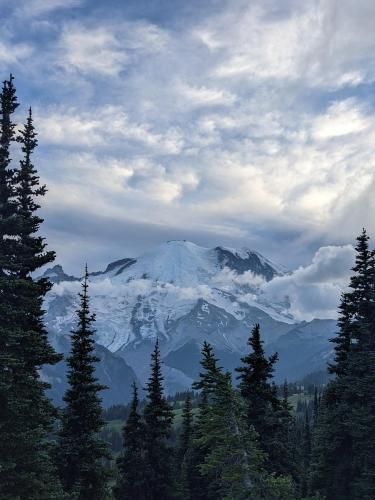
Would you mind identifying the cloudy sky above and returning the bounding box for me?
[2,0,375,278]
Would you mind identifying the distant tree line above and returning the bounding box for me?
[1,76,375,499]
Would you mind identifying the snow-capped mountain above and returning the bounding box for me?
[43,240,335,403]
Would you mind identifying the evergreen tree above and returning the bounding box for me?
[310,230,375,499]
[300,411,311,498]
[56,268,109,499]
[188,341,223,500]
[0,74,22,496]
[329,229,373,377]
[310,381,353,499]
[328,293,352,377]
[114,382,147,500]
[179,394,193,458]
[0,75,18,256]
[198,371,261,499]
[236,324,292,476]
[143,340,174,500]
[0,78,63,499]
[177,394,194,499]
[192,341,221,396]
[281,380,289,412]
[278,381,298,481]
[193,346,295,500]
[312,387,319,427]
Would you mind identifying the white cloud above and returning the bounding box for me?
[57,21,169,77]
[0,41,32,65]
[262,245,356,320]
[59,25,128,76]
[312,99,370,140]
[203,1,375,88]
[212,267,266,289]
[177,82,237,107]
[36,106,184,154]
[36,90,375,252]
[52,275,213,309]
[4,0,375,272]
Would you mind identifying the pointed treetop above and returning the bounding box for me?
[81,264,90,299]
[131,381,139,406]
[193,340,222,393]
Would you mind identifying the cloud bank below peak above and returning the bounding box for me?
[262,244,356,321]
[50,241,356,322]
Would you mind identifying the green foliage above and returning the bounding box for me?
[188,341,223,499]
[197,372,263,499]
[236,324,295,477]
[253,473,296,499]
[179,394,193,459]
[310,229,375,499]
[177,394,195,499]
[114,382,148,500]
[188,341,296,500]
[56,269,109,499]
[143,340,174,499]
[0,76,63,499]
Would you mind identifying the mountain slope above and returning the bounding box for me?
[43,240,335,393]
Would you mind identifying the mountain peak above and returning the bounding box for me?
[42,264,78,284]
[214,246,283,281]
[91,240,283,286]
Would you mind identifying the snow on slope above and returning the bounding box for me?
[110,241,217,286]
[44,240,293,356]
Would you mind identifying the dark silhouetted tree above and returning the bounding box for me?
[188,341,223,500]
[236,324,292,476]
[114,382,147,500]
[311,229,375,499]
[177,394,195,499]
[56,268,109,499]
[143,340,174,499]
[0,78,62,499]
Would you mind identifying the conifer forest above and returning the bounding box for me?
[0,4,375,500]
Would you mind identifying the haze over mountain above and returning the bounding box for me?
[43,240,345,405]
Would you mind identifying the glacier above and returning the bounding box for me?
[43,240,336,404]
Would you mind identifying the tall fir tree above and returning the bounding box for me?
[188,341,223,500]
[179,394,193,459]
[56,267,109,499]
[0,74,22,496]
[143,340,174,500]
[310,229,375,499]
[177,394,195,499]
[236,323,292,476]
[328,229,373,376]
[114,382,147,500]
[193,344,295,500]
[328,293,353,377]
[0,78,63,499]
[300,410,311,498]
[197,370,261,499]
[0,75,18,257]
[192,341,222,396]
[312,386,319,427]
[278,381,298,482]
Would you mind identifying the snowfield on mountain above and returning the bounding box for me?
[43,240,336,403]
